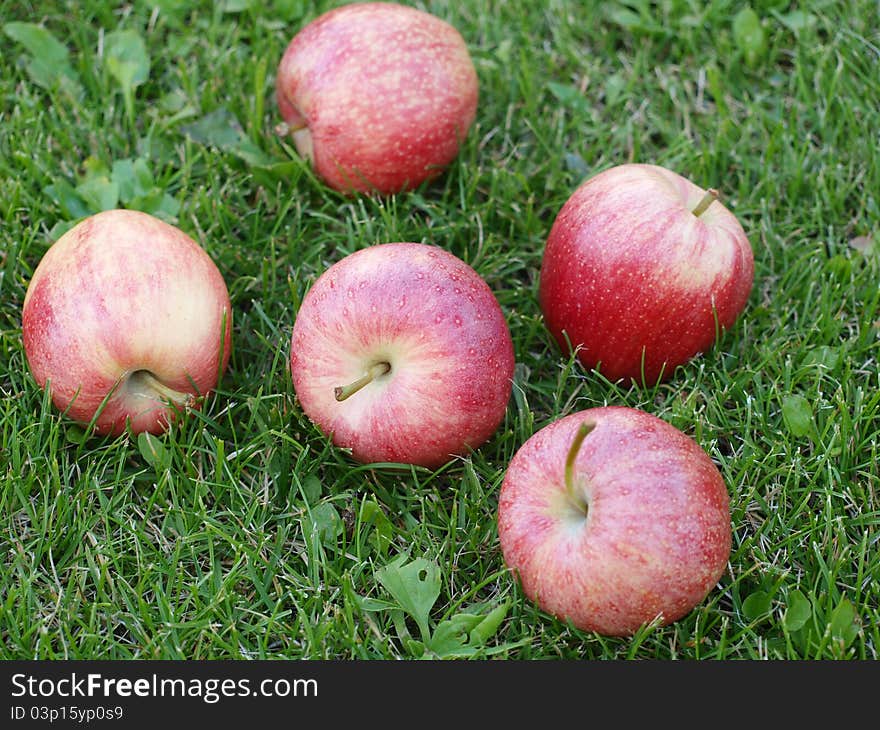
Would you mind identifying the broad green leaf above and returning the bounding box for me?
[733,7,767,68]
[43,180,91,219]
[111,159,138,202]
[781,394,814,439]
[275,0,307,23]
[359,499,393,555]
[829,598,859,647]
[775,10,817,33]
[82,156,110,180]
[4,22,69,62]
[234,138,273,167]
[131,159,152,193]
[802,346,841,370]
[783,590,812,632]
[182,108,244,149]
[138,431,169,469]
[147,0,190,25]
[65,424,87,445]
[428,613,483,657]
[603,4,666,36]
[468,601,510,646]
[376,555,441,643]
[76,177,119,212]
[604,5,642,31]
[547,82,590,113]
[742,590,773,621]
[129,191,180,221]
[563,152,589,179]
[159,88,189,114]
[4,22,81,95]
[221,0,255,11]
[251,160,305,189]
[299,474,322,504]
[492,38,513,66]
[181,108,272,166]
[307,503,342,547]
[603,72,626,107]
[403,638,426,658]
[47,219,78,240]
[104,29,150,89]
[104,29,151,124]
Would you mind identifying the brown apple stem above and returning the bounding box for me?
[334,361,391,402]
[128,370,194,408]
[564,421,596,498]
[691,188,720,217]
[274,122,309,138]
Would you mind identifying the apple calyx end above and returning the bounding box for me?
[334,361,391,402]
[691,188,720,218]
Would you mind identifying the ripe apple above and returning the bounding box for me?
[289,242,515,468]
[539,163,754,384]
[497,406,731,637]
[275,1,479,195]
[22,209,233,436]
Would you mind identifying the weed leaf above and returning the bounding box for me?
[468,600,510,646]
[783,590,812,632]
[137,432,169,470]
[733,7,767,68]
[781,394,814,439]
[742,590,773,621]
[104,29,150,124]
[829,598,859,648]
[359,499,393,555]
[4,22,81,95]
[376,555,440,643]
[307,503,342,547]
[181,107,272,166]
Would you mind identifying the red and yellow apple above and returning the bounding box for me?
[22,209,232,435]
[539,163,754,384]
[497,406,731,637]
[289,242,514,468]
[275,1,479,195]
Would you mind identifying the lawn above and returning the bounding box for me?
[1,0,878,660]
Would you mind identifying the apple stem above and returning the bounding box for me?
[276,121,309,136]
[691,188,720,217]
[128,370,194,409]
[334,361,391,402]
[564,421,596,499]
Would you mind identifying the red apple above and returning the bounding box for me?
[497,406,731,637]
[275,1,478,195]
[539,163,754,384]
[290,242,514,468]
[22,209,233,436]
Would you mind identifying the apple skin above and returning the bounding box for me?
[497,406,731,637]
[539,163,754,384]
[275,1,478,195]
[22,209,233,436]
[289,243,514,468]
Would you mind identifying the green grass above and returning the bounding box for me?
[1,0,878,660]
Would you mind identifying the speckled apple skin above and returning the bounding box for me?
[275,1,478,195]
[22,210,232,435]
[539,163,754,384]
[497,406,731,637]
[290,243,514,468]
